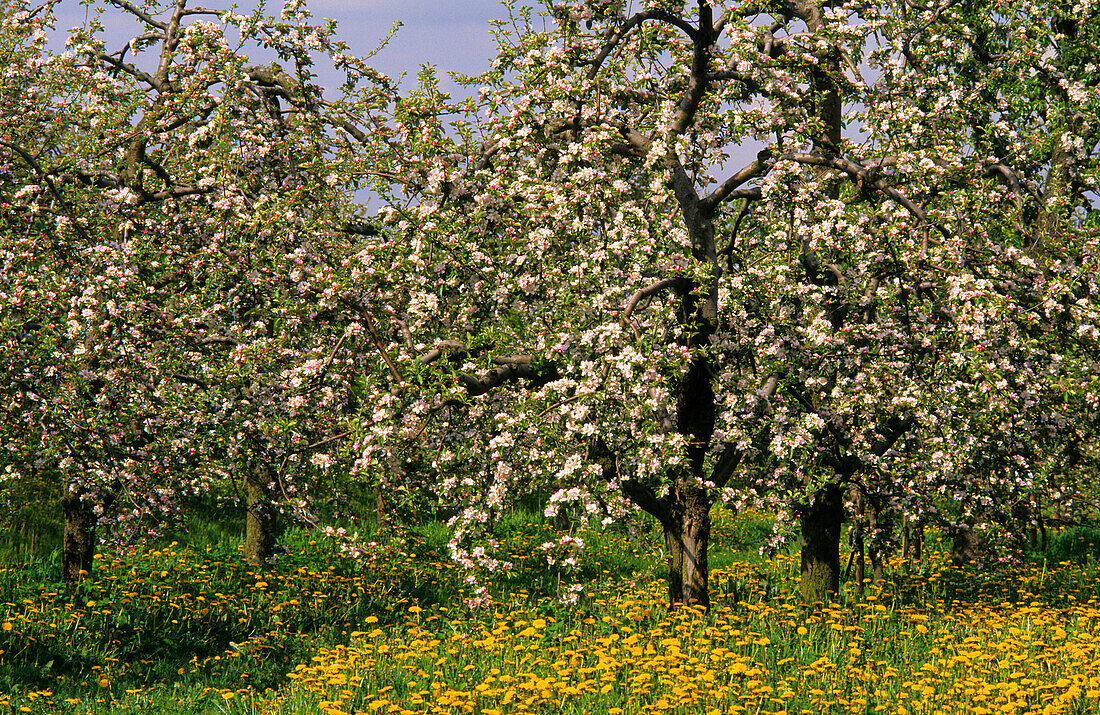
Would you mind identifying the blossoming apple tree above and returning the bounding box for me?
[0,0,393,577]
[349,0,1099,606]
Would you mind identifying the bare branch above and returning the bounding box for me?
[96,51,161,89]
[105,0,167,30]
[359,309,403,385]
[172,373,208,390]
[392,319,415,350]
[179,7,224,16]
[490,355,533,366]
[585,11,699,83]
[201,336,240,346]
[719,195,757,267]
[781,152,949,237]
[457,360,556,397]
[757,372,782,414]
[147,185,212,201]
[418,340,469,365]
[619,277,683,327]
[702,151,770,210]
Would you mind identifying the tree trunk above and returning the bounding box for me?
[849,489,865,594]
[800,483,844,603]
[867,503,889,582]
[950,523,986,567]
[663,483,711,609]
[62,484,96,581]
[244,462,278,568]
[910,521,923,561]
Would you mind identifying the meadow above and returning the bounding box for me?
[2,506,1100,714]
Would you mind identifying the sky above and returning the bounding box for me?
[310,0,505,92]
[51,0,516,98]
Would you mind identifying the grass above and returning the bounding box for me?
[0,506,1098,714]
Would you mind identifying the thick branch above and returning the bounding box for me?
[585,11,698,82]
[702,151,770,211]
[781,152,948,237]
[172,374,208,390]
[457,358,558,397]
[418,340,470,365]
[201,336,239,346]
[154,0,187,90]
[621,478,669,524]
[668,4,713,137]
[619,277,684,327]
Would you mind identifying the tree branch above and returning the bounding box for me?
[711,371,781,488]
[585,11,699,83]
[702,151,770,211]
[418,340,470,365]
[719,195,756,267]
[456,358,558,397]
[619,277,685,327]
[781,152,948,237]
[0,139,90,243]
[668,5,713,137]
[621,478,669,524]
[359,308,403,385]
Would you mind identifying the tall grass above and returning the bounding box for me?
[1,505,1098,714]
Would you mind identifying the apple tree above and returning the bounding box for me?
[0,0,394,577]
[347,0,1099,606]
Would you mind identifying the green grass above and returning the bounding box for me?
[0,504,673,713]
[2,504,1099,713]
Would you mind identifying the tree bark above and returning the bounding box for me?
[868,504,887,583]
[663,482,711,609]
[849,488,865,594]
[800,483,844,603]
[244,462,278,568]
[908,520,923,561]
[62,484,96,581]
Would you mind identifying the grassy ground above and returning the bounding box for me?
[1,508,1098,714]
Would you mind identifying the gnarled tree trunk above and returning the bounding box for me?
[800,483,845,603]
[244,462,278,568]
[62,484,96,581]
[663,483,711,609]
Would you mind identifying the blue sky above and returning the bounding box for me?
[312,0,504,91]
[52,0,513,97]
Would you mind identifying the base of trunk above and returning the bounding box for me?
[245,464,278,568]
[800,484,844,603]
[664,486,711,610]
[62,487,96,581]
